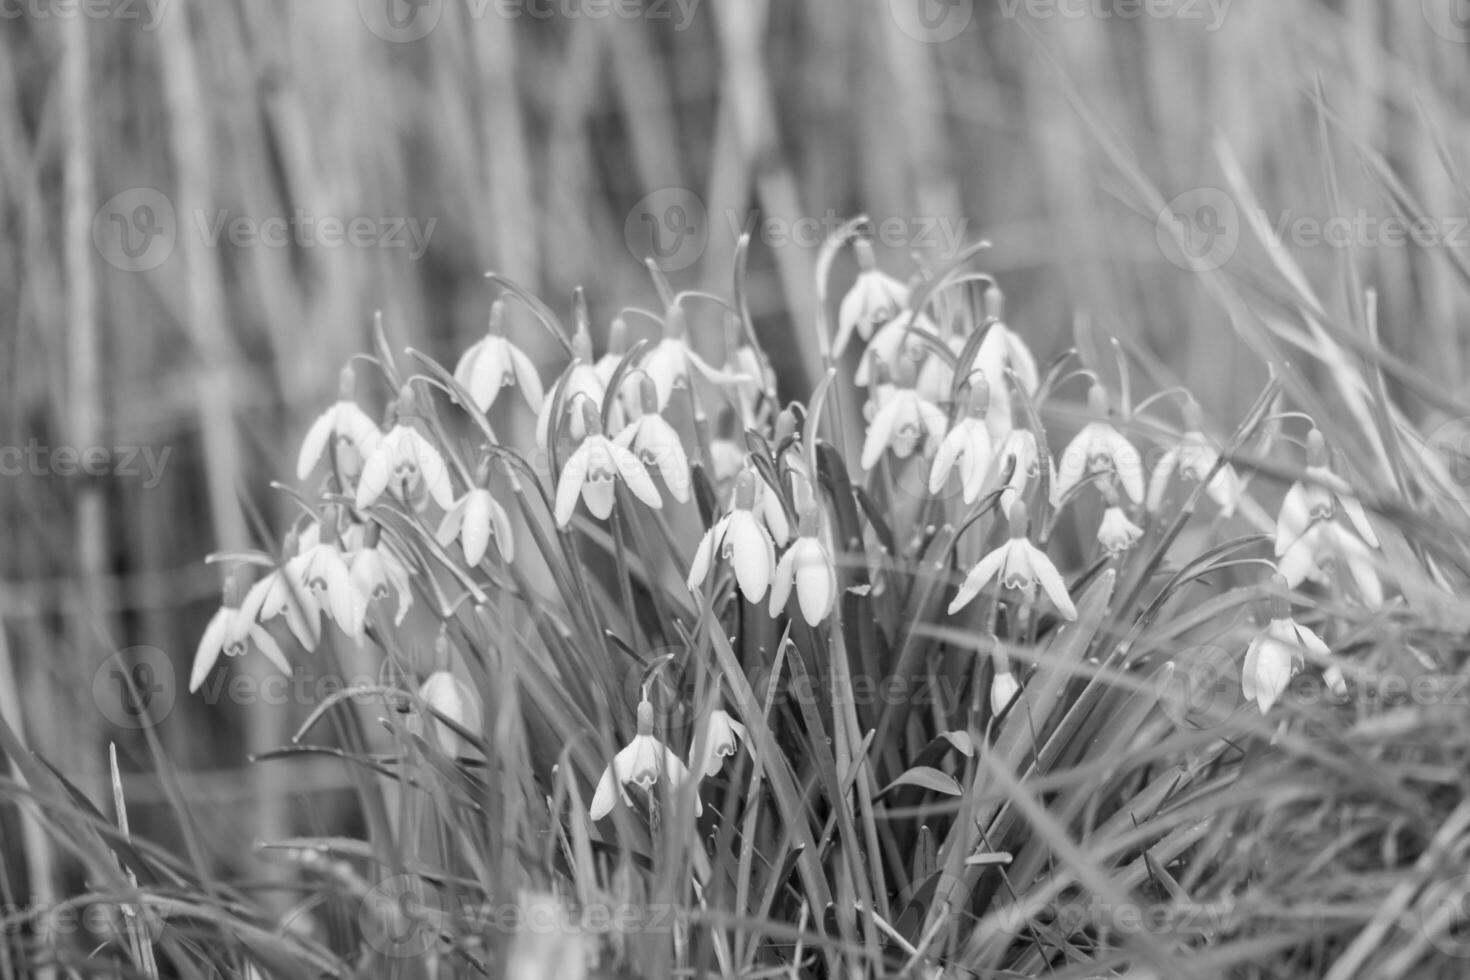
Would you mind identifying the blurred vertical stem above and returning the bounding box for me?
[58,14,96,975]
[155,0,283,893]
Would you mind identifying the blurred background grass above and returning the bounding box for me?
[2,0,1468,905]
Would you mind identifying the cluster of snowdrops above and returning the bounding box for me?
[192,230,1387,821]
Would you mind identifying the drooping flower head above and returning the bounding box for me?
[536,326,612,453]
[973,287,1041,442]
[191,568,291,693]
[769,508,838,626]
[589,696,699,820]
[437,455,515,565]
[695,707,748,779]
[1055,383,1145,505]
[948,501,1077,619]
[687,469,777,602]
[1242,575,1330,713]
[554,400,663,526]
[347,522,413,636]
[356,387,455,512]
[930,373,995,503]
[1146,398,1243,516]
[453,299,545,414]
[834,237,910,358]
[257,514,358,646]
[640,304,747,410]
[1096,482,1144,555]
[1275,428,1382,605]
[411,669,483,758]
[860,377,947,471]
[612,375,691,503]
[296,364,381,483]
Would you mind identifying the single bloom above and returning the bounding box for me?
[257,518,358,647]
[1274,429,1382,605]
[695,707,749,779]
[1147,430,1243,516]
[853,312,937,388]
[948,501,1077,619]
[411,670,483,758]
[589,698,699,820]
[1243,581,1329,713]
[640,305,747,409]
[769,511,838,626]
[929,376,995,503]
[355,389,455,512]
[554,402,663,526]
[861,386,947,470]
[437,465,515,565]
[1097,501,1144,555]
[537,327,615,452]
[989,427,1043,512]
[990,645,1021,716]
[348,526,413,636]
[1054,384,1145,505]
[688,470,777,602]
[191,569,291,692]
[296,365,381,482]
[834,238,910,358]
[612,375,691,503]
[453,300,544,413]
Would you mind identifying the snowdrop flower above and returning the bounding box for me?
[990,428,1042,511]
[245,532,319,650]
[688,470,777,602]
[411,670,483,758]
[453,300,544,413]
[295,365,381,482]
[613,375,691,503]
[191,569,291,692]
[1275,429,1382,605]
[589,697,699,820]
[640,305,747,409]
[930,376,995,503]
[948,501,1077,619]
[536,328,613,452]
[989,645,1020,716]
[861,385,947,470]
[348,525,413,635]
[1147,433,1242,516]
[356,389,455,512]
[437,459,515,565]
[854,312,937,388]
[1097,505,1143,555]
[769,509,838,626]
[1096,483,1143,555]
[258,516,358,646]
[706,437,746,485]
[834,238,910,358]
[1242,580,1328,713]
[915,335,966,406]
[1054,384,1145,505]
[752,468,792,547]
[553,401,662,526]
[695,708,748,779]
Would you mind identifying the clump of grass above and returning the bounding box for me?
[6,202,1468,978]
